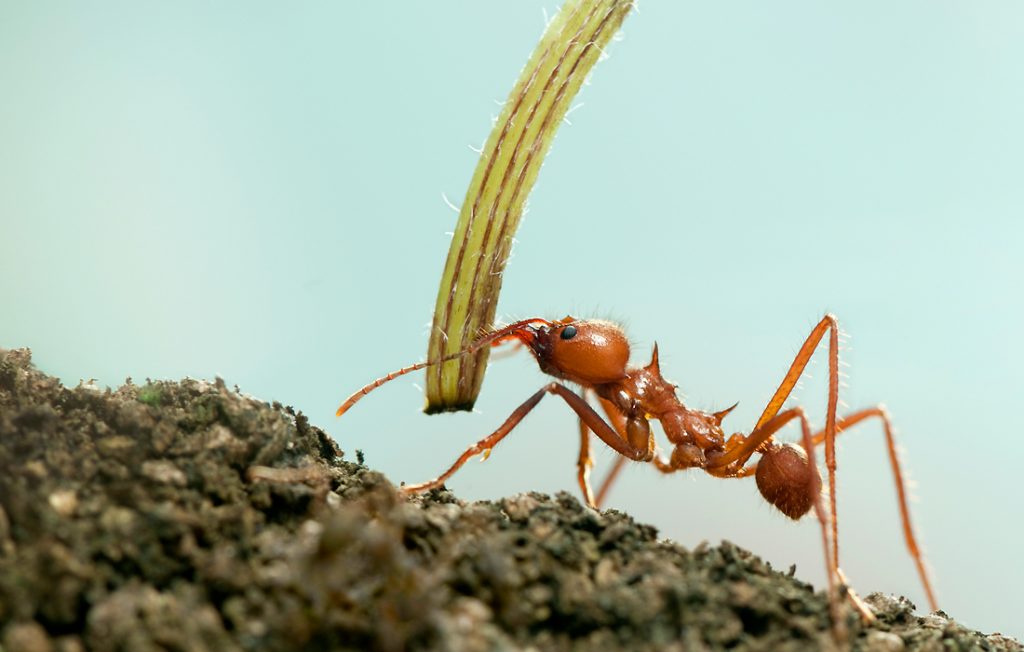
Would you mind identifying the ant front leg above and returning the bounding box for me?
[402,382,651,497]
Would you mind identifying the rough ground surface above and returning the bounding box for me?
[0,348,1018,652]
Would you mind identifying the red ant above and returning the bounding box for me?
[337,314,938,625]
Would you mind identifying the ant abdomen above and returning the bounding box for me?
[755,442,823,520]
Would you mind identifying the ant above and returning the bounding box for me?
[337,314,938,627]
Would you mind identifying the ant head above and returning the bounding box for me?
[755,442,822,520]
[526,317,630,386]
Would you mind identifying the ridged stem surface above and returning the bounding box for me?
[425,0,634,412]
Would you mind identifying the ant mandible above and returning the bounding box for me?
[337,314,938,623]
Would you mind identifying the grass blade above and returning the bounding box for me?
[425,0,634,412]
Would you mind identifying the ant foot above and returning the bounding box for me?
[837,569,876,622]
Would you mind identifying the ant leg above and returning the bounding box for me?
[805,407,939,611]
[751,315,843,576]
[704,407,855,627]
[402,382,650,496]
[733,465,757,478]
[489,338,525,361]
[576,391,648,509]
[716,407,851,627]
[594,457,628,508]
[706,408,810,472]
[593,396,631,508]
[753,315,840,432]
[576,391,597,508]
[790,406,853,630]
[712,407,880,623]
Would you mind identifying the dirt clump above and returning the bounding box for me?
[0,348,1018,651]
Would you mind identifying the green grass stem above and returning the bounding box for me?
[425,0,634,412]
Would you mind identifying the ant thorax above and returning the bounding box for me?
[586,349,729,470]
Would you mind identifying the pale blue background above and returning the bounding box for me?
[2,2,1022,639]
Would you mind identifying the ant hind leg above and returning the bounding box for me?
[808,407,938,612]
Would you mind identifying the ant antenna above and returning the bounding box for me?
[336,318,554,417]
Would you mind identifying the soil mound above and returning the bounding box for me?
[0,348,1018,651]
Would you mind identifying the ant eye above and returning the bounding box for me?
[560,325,577,340]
